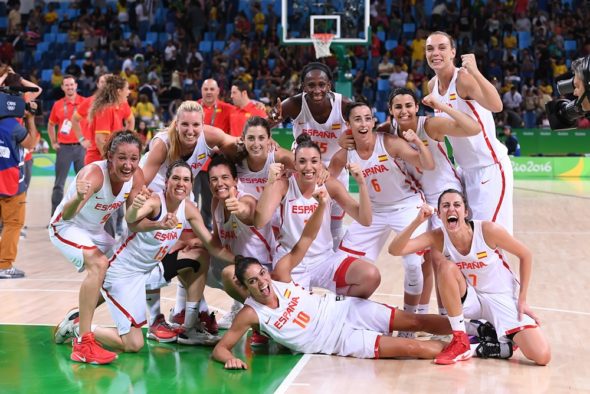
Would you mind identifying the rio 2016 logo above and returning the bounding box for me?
[511,160,552,173]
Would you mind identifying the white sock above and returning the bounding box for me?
[438,307,448,316]
[174,283,186,315]
[448,314,466,332]
[146,292,161,325]
[199,298,208,314]
[417,304,429,314]
[404,303,417,314]
[185,301,199,328]
[90,324,97,333]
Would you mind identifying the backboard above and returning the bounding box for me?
[281,0,370,45]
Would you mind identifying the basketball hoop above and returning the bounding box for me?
[311,33,334,59]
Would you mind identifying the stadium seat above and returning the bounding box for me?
[0,17,6,29]
[56,33,68,43]
[377,78,389,92]
[518,31,531,50]
[199,41,213,53]
[41,69,52,82]
[402,23,416,38]
[564,40,577,54]
[213,41,225,52]
[44,33,57,43]
[385,40,398,51]
[377,30,386,42]
[204,31,216,41]
[375,111,387,123]
[75,41,85,53]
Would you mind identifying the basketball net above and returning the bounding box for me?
[311,33,334,59]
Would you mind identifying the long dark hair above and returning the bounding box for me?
[294,133,321,158]
[234,116,272,163]
[235,255,264,286]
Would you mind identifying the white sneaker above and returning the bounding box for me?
[54,308,80,344]
[177,323,221,346]
[397,331,416,339]
[217,301,243,330]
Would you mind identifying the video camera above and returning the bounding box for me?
[0,86,42,119]
[545,56,590,130]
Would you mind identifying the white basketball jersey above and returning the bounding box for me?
[245,280,350,354]
[51,160,133,232]
[396,116,462,198]
[347,133,422,211]
[431,68,508,169]
[107,192,186,275]
[441,220,518,294]
[214,190,274,263]
[140,130,212,192]
[236,151,276,199]
[275,175,333,261]
[292,92,347,163]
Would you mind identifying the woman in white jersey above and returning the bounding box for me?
[269,62,352,247]
[388,87,480,317]
[254,133,378,297]
[141,100,239,337]
[330,101,433,331]
[50,131,145,365]
[426,31,513,234]
[390,189,550,366]
[213,190,453,369]
[83,161,232,355]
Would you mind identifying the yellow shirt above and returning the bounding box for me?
[411,39,425,62]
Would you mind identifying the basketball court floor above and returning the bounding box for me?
[1,177,589,393]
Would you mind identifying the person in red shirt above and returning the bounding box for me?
[229,80,267,137]
[47,75,86,215]
[85,75,132,164]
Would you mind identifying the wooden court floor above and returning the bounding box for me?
[1,177,589,393]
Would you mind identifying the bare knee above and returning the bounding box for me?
[523,346,551,366]
[123,335,144,353]
[436,260,458,281]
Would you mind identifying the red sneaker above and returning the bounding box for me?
[71,333,117,365]
[199,311,219,335]
[146,314,178,343]
[169,308,185,326]
[250,330,269,346]
[434,331,472,365]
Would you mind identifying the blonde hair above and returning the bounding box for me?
[167,100,204,162]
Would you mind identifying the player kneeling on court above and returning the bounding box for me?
[213,190,453,369]
[389,189,551,365]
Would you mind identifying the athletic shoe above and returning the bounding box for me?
[218,301,242,329]
[250,330,269,346]
[0,266,25,279]
[169,308,185,326]
[71,333,117,365]
[54,308,80,344]
[397,331,416,339]
[146,314,178,343]
[475,340,514,359]
[199,311,219,335]
[476,321,498,342]
[434,331,472,365]
[177,323,221,346]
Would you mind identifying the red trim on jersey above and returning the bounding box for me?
[107,232,138,265]
[50,214,99,250]
[338,241,366,257]
[374,335,382,359]
[393,159,425,200]
[333,256,357,288]
[436,142,462,183]
[331,211,345,220]
[505,324,537,336]
[249,226,273,259]
[102,286,146,328]
[379,303,397,333]
[463,101,506,223]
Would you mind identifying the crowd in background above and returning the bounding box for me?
[1,0,590,134]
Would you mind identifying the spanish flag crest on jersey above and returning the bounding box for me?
[331,123,341,130]
[449,93,457,101]
[284,289,291,298]
[476,251,488,259]
[378,154,388,162]
[197,153,206,160]
[176,223,183,229]
[124,193,129,199]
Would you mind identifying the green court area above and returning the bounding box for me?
[0,325,301,394]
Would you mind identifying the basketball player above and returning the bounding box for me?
[213,189,452,369]
[389,189,551,365]
[329,101,433,331]
[254,133,379,297]
[426,31,513,234]
[268,62,352,247]
[49,131,145,364]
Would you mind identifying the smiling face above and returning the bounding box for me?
[243,263,273,301]
[176,110,203,149]
[61,77,77,98]
[201,79,220,106]
[302,70,331,102]
[390,94,419,129]
[347,104,375,140]
[425,33,456,72]
[165,165,193,201]
[107,142,140,182]
[208,163,236,200]
[295,146,322,184]
[243,125,270,159]
[437,191,469,232]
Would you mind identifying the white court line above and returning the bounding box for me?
[274,353,312,394]
[514,231,590,235]
[0,288,78,293]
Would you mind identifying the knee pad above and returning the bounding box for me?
[403,255,424,295]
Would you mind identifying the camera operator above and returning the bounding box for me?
[546,55,590,130]
[0,72,40,279]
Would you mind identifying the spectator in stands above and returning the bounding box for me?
[7,3,21,36]
[134,93,156,126]
[229,80,267,137]
[502,85,524,127]
[523,87,538,129]
[502,126,521,156]
[378,54,395,80]
[136,0,150,41]
[164,40,177,71]
[411,31,426,64]
[81,52,96,95]
[65,55,82,79]
[389,63,408,89]
[33,137,49,153]
[51,65,65,100]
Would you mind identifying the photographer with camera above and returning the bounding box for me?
[546,55,590,130]
[0,71,40,279]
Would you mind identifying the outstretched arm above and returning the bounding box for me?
[422,94,481,140]
[271,190,329,282]
[213,307,258,369]
[327,162,372,226]
[389,204,440,256]
[253,163,288,228]
[456,54,503,113]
